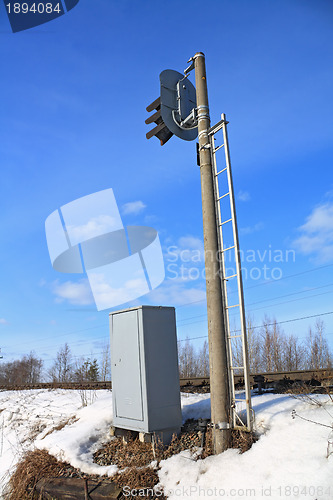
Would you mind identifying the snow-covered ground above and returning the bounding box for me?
[0,388,332,499]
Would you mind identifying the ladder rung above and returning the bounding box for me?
[224,273,237,280]
[231,366,244,370]
[217,192,230,201]
[215,167,227,176]
[213,144,224,153]
[226,304,240,309]
[219,218,232,226]
[221,245,235,253]
[228,335,242,339]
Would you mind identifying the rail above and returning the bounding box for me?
[0,368,332,392]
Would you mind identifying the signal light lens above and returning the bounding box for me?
[145,97,173,146]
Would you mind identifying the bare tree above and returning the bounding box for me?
[0,352,43,385]
[48,343,73,383]
[232,316,263,373]
[306,319,332,369]
[99,343,111,382]
[173,317,333,380]
[260,317,285,372]
[197,340,209,376]
[22,352,43,384]
[178,338,199,378]
[283,333,306,371]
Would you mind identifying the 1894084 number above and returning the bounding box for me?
[6,3,62,14]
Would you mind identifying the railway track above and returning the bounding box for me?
[0,368,332,392]
[180,368,333,392]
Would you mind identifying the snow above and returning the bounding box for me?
[0,388,332,499]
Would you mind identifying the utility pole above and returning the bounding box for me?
[193,52,231,453]
[146,53,253,453]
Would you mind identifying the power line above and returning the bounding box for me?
[4,310,333,359]
[5,287,333,352]
[245,282,333,307]
[1,336,110,358]
[177,285,333,325]
[232,289,333,317]
[4,264,333,353]
[10,323,108,348]
[36,339,110,355]
[178,335,207,342]
[244,263,333,292]
[177,309,333,342]
[176,262,333,308]
[251,310,333,330]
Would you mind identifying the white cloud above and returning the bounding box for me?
[148,278,206,307]
[122,201,146,215]
[144,214,158,225]
[178,236,204,251]
[146,234,206,306]
[52,279,94,306]
[66,215,120,242]
[87,273,148,310]
[240,222,264,235]
[324,189,333,200]
[299,203,333,234]
[292,202,333,263]
[0,318,8,325]
[237,190,251,202]
[165,235,205,263]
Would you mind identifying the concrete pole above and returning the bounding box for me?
[193,52,231,453]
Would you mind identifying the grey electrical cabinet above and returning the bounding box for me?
[109,306,182,438]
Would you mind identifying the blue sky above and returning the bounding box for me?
[1,0,333,369]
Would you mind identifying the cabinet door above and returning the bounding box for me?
[111,310,144,421]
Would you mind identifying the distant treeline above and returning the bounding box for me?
[0,317,331,385]
[0,343,111,386]
[178,317,332,377]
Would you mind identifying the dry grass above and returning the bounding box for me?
[93,431,202,469]
[199,428,257,458]
[230,428,258,454]
[93,426,257,467]
[113,465,161,491]
[3,449,68,500]
[5,424,258,498]
[41,416,78,439]
[286,381,333,396]
[102,427,257,495]
[286,381,315,395]
[287,384,333,409]
[94,436,162,468]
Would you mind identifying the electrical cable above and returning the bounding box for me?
[176,262,333,308]
[177,285,333,325]
[3,264,333,354]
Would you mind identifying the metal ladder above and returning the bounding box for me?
[208,113,253,431]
